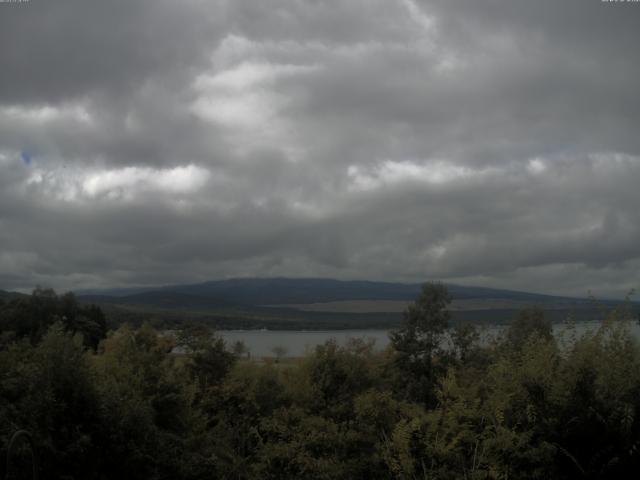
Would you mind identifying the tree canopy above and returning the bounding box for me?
[2,285,640,479]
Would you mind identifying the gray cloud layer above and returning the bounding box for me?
[1,0,639,297]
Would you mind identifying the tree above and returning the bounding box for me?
[390,282,451,405]
[271,345,288,363]
[303,339,373,421]
[450,323,480,364]
[232,339,250,358]
[177,323,235,390]
[93,323,198,479]
[0,288,106,348]
[506,306,552,351]
[0,323,103,479]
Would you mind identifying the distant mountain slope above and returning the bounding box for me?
[72,278,639,330]
[0,289,28,301]
[80,290,236,310]
[77,277,590,308]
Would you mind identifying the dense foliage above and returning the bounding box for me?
[2,284,640,479]
[0,288,107,349]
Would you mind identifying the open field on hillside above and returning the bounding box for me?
[268,298,597,313]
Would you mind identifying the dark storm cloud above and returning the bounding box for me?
[0,0,639,297]
[0,0,221,104]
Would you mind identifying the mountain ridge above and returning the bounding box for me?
[75,277,597,307]
[4,279,635,330]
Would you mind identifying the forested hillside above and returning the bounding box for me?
[75,278,636,331]
[2,284,640,479]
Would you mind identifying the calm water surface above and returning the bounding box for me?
[220,321,640,357]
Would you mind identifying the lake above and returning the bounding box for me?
[220,320,640,357]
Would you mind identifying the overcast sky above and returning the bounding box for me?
[1,0,639,297]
